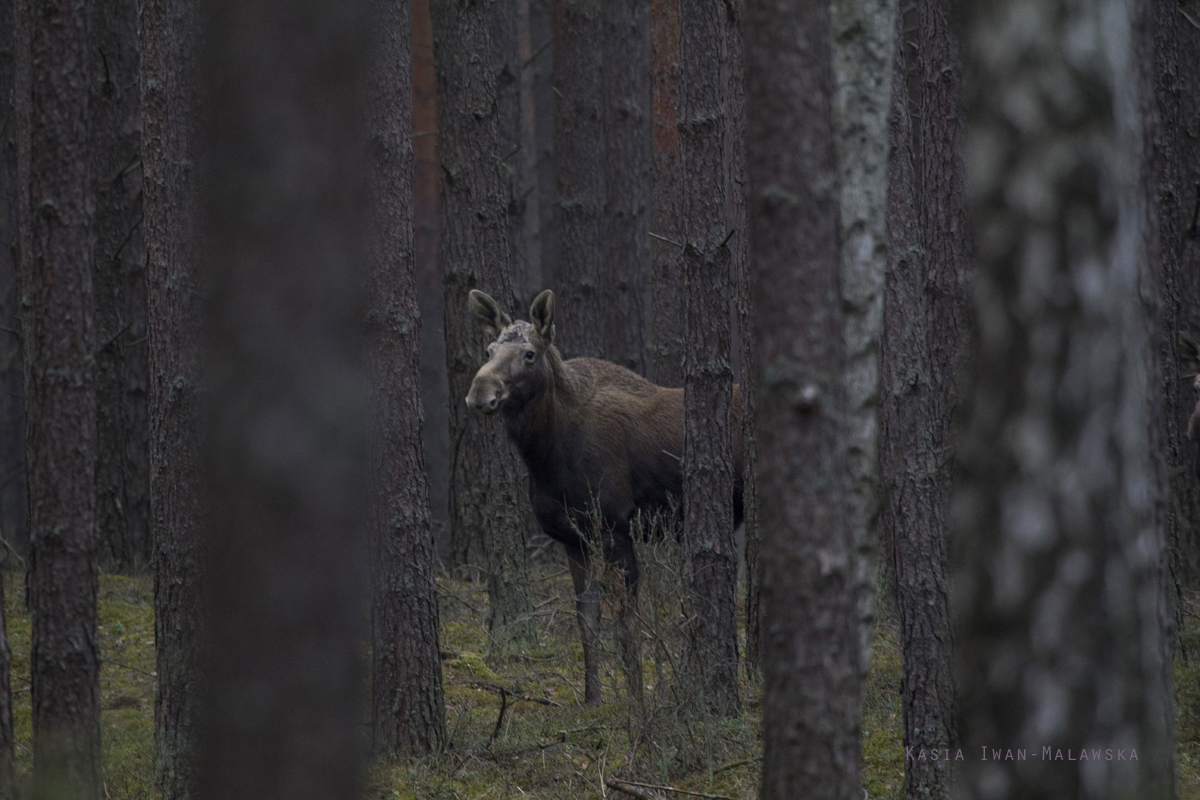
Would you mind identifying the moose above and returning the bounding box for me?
[466,289,744,705]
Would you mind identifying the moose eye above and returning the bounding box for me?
[524,349,536,362]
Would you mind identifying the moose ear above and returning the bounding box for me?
[468,290,512,339]
[530,290,555,343]
[1183,332,1200,375]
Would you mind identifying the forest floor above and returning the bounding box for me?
[1,559,1200,798]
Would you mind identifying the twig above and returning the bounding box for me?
[488,686,510,747]
[104,659,155,679]
[533,594,561,609]
[608,778,736,800]
[458,679,565,708]
[522,37,553,68]
[648,232,684,248]
[711,756,761,775]
[1182,7,1200,31]
[606,780,664,799]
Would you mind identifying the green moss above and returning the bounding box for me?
[2,570,157,798]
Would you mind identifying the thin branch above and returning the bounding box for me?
[608,779,736,800]
[1182,7,1200,31]
[649,232,684,248]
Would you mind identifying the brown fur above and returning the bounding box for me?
[466,290,743,704]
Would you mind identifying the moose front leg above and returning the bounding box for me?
[564,542,602,705]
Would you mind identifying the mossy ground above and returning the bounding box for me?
[5,566,1200,798]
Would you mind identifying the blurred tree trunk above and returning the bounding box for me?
[410,0,451,557]
[91,0,149,575]
[0,0,28,567]
[367,0,447,760]
[725,0,761,679]
[747,0,859,795]
[431,0,535,651]
[139,0,204,792]
[954,1,1175,797]
[198,0,370,797]
[1151,0,1200,623]
[603,0,651,374]
[879,7,958,799]
[551,0,605,359]
[649,0,685,387]
[830,0,896,679]
[21,0,104,795]
[679,0,738,718]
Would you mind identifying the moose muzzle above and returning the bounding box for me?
[466,373,508,414]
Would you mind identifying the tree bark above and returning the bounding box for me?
[495,0,540,309]
[431,0,535,651]
[954,1,1175,796]
[0,0,28,568]
[603,0,651,374]
[21,0,104,795]
[679,0,738,718]
[879,8,958,799]
[530,0,558,301]
[830,0,896,678]
[649,0,685,388]
[91,0,149,575]
[198,1,370,797]
[551,0,606,360]
[747,0,859,795]
[367,0,447,760]
[410,0,451,556]
[139,0,204,793]
[724,0,761,679]
[1150,0,1200,623]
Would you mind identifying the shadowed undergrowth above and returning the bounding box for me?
[12,562,1200,797]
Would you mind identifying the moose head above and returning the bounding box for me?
[465,289,556,415]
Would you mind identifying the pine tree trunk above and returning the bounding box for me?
[954,1,1175,796]
[747,0,859,794]
[367,0,447,759]
[21,0,104,794]
[830,0,896,678]
[1151,0,1200,622]
[495,0,538,308]
[140,0,204,793]
[198,1,370,796]
[879,8,957,799]
[725,0,761,679]
[530,0,558,301]
[431,0,535,650]
[551,0,606,359]
[0,0,28,569]
[91,0,149,575]
[679,0,738,718]
[649,0,685,388]
[603,0,651,374]
[410,0,451,556]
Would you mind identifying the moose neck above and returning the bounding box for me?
[503,345,577,468]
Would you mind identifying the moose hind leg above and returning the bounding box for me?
[609,534,644,708]
[565,543,602,705]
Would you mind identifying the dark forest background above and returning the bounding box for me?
[2,0,1200,799]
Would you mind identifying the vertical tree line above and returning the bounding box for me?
[367,0,447,761]
[431,0,535,650]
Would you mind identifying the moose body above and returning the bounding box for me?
[466,289,743,705]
